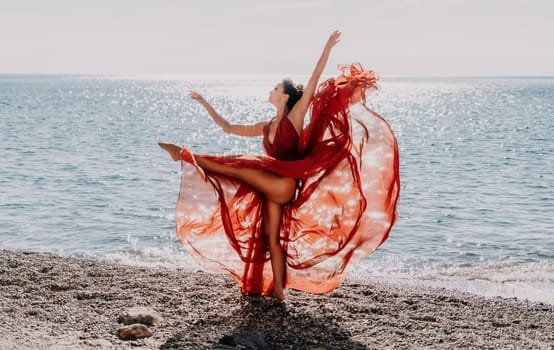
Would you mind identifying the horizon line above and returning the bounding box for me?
[1,72,554,80]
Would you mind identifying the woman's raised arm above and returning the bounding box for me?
[287,30,341,133]
[189,91,267,137]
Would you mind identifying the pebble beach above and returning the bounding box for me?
[1,250,552,349]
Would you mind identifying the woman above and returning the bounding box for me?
[159,31,399,300]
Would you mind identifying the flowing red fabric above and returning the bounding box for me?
[175,64,400,295]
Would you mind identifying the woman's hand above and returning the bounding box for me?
[189,90,207,104]
[188,90,234,132]
[325,30,341,51]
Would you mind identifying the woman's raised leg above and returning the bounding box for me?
[159,142,296,204]
[195,156,296,204]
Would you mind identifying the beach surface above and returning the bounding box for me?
[1,250,552,349]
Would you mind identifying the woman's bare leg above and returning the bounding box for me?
[159,142,296,204]
[263,199,286,300]
[195,156,296,204]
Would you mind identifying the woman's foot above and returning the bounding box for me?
[158,142,182,161]
[271,289,286,301]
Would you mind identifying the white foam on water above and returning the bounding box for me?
[349,259,554,305]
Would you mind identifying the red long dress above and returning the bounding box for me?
[176,64,400,295]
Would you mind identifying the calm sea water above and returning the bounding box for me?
[1,74,553,304]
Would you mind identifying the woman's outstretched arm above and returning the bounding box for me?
[189,91,267,137]
[287,30,341,134]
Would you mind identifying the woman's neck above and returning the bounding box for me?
[275,105,288,120]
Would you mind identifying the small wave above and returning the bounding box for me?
[427,260,554,284]
[350,259,554,304]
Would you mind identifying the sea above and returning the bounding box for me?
[1,74,553,304]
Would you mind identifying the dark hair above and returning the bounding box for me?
[282,79,304,112]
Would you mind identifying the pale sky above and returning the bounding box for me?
[1,0,553,76]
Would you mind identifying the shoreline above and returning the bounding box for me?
[1,250,552,349]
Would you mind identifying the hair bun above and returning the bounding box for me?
[282,79,304,111]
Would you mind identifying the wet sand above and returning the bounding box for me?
[1,250,552,349]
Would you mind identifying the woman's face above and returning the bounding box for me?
[268,83,288,107]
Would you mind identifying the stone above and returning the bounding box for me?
[219,331,268,350]
[118,307,163,326]
[116,324,152,340]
